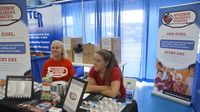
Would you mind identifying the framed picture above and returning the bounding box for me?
[5,76,33,99]
[62,77,87,112]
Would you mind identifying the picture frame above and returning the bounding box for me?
[5,76,33,99]
[62,77,88,112]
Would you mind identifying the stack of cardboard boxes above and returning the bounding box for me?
[74,43,99,64]
[82,43,99,64]
[101,38,121,63]
[63,38,82,61]
[63,37,121,64]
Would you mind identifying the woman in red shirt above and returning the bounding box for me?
[86,49,125,98]
[42,40,75,82]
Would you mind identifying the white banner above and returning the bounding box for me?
[153,2,200,104]
[0,0,31,79]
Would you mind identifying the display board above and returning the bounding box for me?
[0,0,31,79]
[27,3,63,54]
[152,2,200,105]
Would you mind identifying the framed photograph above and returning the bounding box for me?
[5,76,33,99]
[62,77,88,112]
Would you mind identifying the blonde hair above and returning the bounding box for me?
[50,40,67,59]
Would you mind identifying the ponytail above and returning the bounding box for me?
[96,49,119,85]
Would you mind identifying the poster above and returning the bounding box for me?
[153,2,200,103]
[27,4,63,56]
[0,0,31,79]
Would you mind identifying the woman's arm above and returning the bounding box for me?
[86,77,97,92]
[86,76,121,98]
[86,77,110,93]
[86,85,111,93]
[99,80,120,98]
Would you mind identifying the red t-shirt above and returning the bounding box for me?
[42,58,75,81]
[89,66,125,98]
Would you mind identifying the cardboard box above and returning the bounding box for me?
[82,43,99,52]
[113,50,121,63]
[73,43,100,64]
[101,38,120,51]
[101,38,121,63]
[66,50,73,61]
[83,52,95,64]
[82,43,99,64]
[63,38,82,50]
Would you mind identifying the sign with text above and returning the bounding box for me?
[27,4,63,54]
[153,2,200,102]
[0,0,31,79]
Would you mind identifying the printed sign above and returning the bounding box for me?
[27,4,63,54]
[153,2,200,102]
[0,0,31,79]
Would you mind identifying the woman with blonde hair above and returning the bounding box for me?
[42,40,75,82]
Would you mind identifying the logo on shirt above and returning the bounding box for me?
[48,67,68,78]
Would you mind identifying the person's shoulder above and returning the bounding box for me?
[89,66,96,73]
[110,66,121,79]
[63,58,73,64]
[90,66,95,71]
[110,66,121,75]
[112,66,121,71]
[89,66,97,77]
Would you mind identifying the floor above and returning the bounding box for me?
[134,82,193,112]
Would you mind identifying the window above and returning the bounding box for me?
[63,16,74,37]
[121,10,144,77]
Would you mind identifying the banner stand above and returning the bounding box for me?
[153,2,200,107]
[151,91,191,106]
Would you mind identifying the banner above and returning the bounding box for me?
[27,4,63,56]
[0,0,31,79]
[152,2,200,104]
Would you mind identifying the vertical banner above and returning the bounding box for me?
[152,2,200,105]
[27,4,63,56]
[0,0,31,79]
